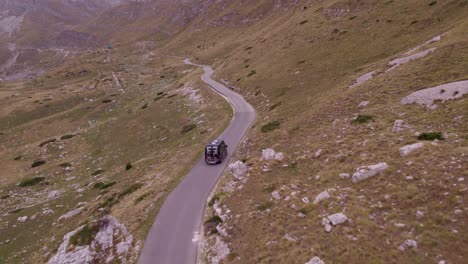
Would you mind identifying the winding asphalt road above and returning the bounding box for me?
[138,59,256,264]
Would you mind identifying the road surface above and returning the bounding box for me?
[138,59,256,264]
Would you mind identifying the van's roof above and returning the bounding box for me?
[207,139,223,146]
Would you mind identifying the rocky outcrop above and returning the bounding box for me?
[401,80,468,109]
[228,161,247,180]
[351,163,389,183]
[48,215,134,264]
[305,256,325,264]
[261,148,285,161]
[322,213,348,232]
[58,206,85,221]
[399,143,424,156]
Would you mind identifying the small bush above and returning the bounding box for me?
[141,103,148,109]
[119,183,143,198]
[70,223,99,246]
[261,121,281,133]
[429,1,437,6]
[418,132,443,141]
[93,181,116,190]
[205,215,222,225]
[269,102,282,111]
[208,192,227,207]
[204,215,222,235]
[59,162,72,168]
[351,115,373,124]
[61,134,76,140]
[39,139,57,147]
[167,94,177,99]
[125,162,133,171]
[1,194,10,200]
[256,202,273,211]
[299,20,308,25]
[19,177,45,187]
[247,70,257,77]
[14,156,23,161]
[102,99,112,103]
[92,169,105,176]
[181,124,197,134]
[31,160,46,168]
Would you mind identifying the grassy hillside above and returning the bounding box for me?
[160,0,468,263]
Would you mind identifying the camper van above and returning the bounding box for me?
[205,139,228,165]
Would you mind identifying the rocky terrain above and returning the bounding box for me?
[0,0,467,263]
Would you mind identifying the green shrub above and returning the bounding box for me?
[39,139,56,147]
[208,192,227,207]
[135,192,151,204]
[205,215,222,225]
[31,160,46,168]
[125,162,133,171]
[14,156,23,161]
[61,134,76,140]
[351,115,373,124]
[1,194,10,200]
[261,121,281,132]
[119,183,143,198]
[247,70,257,77]
[69,223,99,246]
[102,99,112,103]
[418,132,443,141]
[181,124,196,134]
[93,181,116,190]
[18,177,45,187]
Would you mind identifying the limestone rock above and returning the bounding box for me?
[305,256,325,264]
[392,120,410,132]
[399,143,424,157]
[228,161,247,180]
[327,213,348,225]
[261,148,276,161]
[352,163,389,183]
[313,191,330,204]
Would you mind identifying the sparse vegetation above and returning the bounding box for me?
[118,183,143,198]
[93,181,116,190]
[125,162,133,171]
[13,156,23,161]
[92,169,105,176]
[351,115,373,124]
[39,139,57,147]
[256,202,273,211]
[18,177,45,187]
[261,121,280,132]
[31,160,46,168]
[60,134,76,140]
[69,222,99,246]
[208,192,227,207]
[418,132,444,141]
[181,124,197,134]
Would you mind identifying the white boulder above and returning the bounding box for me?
[48,191,60,199]
[228,161,248,180]
[305,256,325,264]
[275,152,285,161]
[313,191,330,204]
[314,149,323,158]
[352,163,389,183]
[17,216,28,223]
[327,213,348,225]
[399,143,424,156]
[261,148,276,161]
[358,101,369,108]
[339,173,350,179]
[398,239,417,251]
